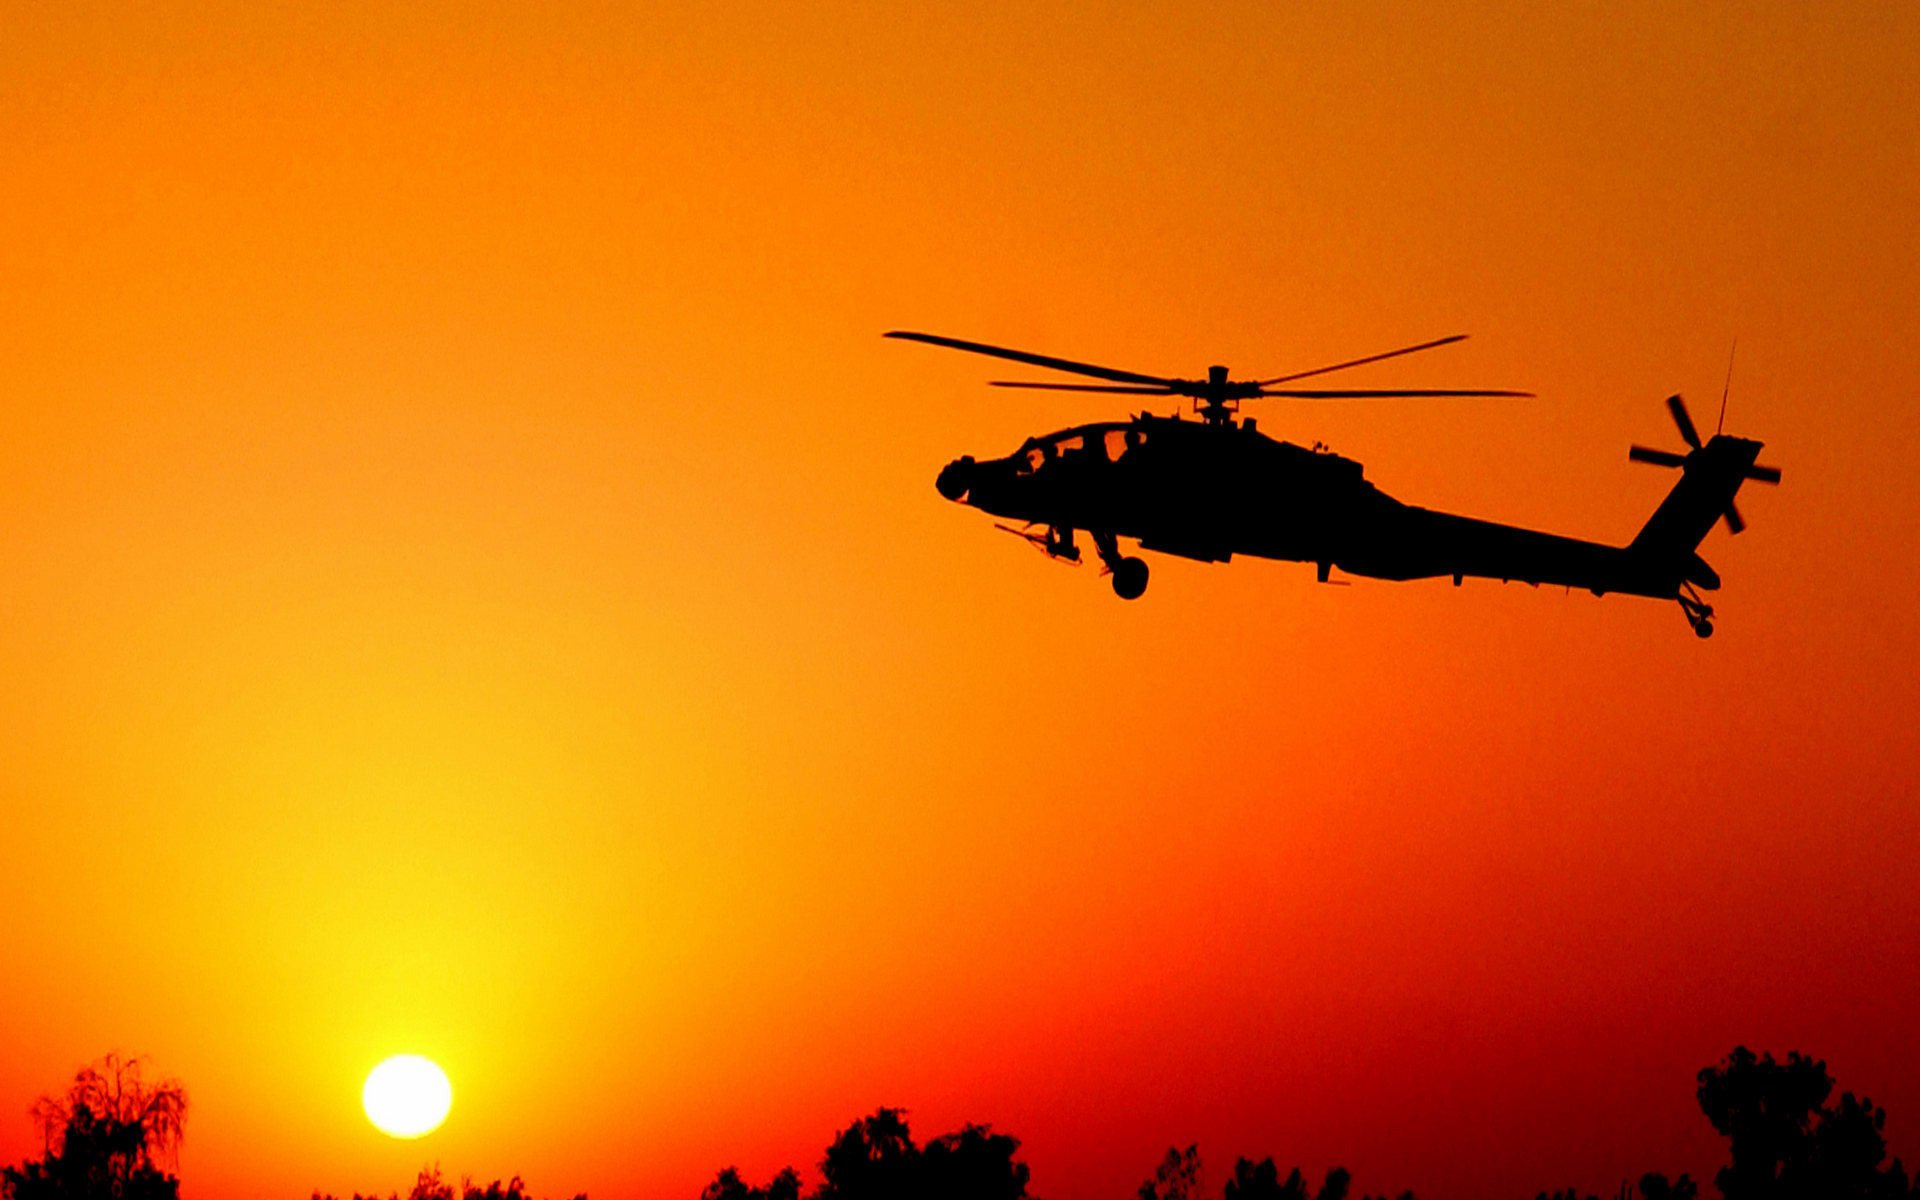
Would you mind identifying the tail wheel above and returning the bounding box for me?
[1111,557,1149,600]
[1679,584,1714,638]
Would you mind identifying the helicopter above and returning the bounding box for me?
[889,329,1780,637]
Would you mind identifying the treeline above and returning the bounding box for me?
[702,1109,1410,1200]
[1528,1046,1920,1200]
[702,1046,1920,1200]
[309,1166,584,1200]
[5,1047,1918,1200]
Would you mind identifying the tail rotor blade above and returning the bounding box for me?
[1628,445,1689,468]
[1667,394,1703,450]
[1744,463,1783,484]
[1723,502,1746,535]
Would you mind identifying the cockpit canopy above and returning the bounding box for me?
[1013,423,1148,475]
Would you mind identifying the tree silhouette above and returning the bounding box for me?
[1222,1157,1353,1200]
[1223,1157,1355,1200]
[1139,1145,1204,1200]
[1530,1045,1920,1200]
[406,1166,457,1200]
[1695,1046,1915,1200]
[2,1055,186,1200]
[700,1166,802,1200]
[1140,1146,1415,1200]
[1533,1180,1699,1200]
[702,1108,1028,1200]
[822,1109,1030,1200]
[310,1164,587,1200]
[1637,1174,1700,1200]
[919,1124,1030,1200]
[816,1108,919,1200]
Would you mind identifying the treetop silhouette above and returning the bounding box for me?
[1695,1046,1915,1200]
[700,1166,802,1200]
[310,1163,586,1200]
[1139,1144,1406,1200]
[706,1108,1029,1200]
[2,1054,187,1200]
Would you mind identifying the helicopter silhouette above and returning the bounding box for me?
[890,330,1780,637]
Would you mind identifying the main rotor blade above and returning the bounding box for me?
[1258,334,1469,386]
[1667,394,1703,450]
[885,331,1176,388]
[1256,387,1534,399]
[1744,463,1783,484]
[988,381,1177,395]
[1723,502,1746,535]
[1629,445,1689,467]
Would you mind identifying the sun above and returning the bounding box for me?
[362,1056,452,1139]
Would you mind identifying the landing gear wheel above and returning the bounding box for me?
[1678,585,1715,639]
[1110,556,1148,600]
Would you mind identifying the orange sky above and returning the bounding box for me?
[3,4,1918,1199]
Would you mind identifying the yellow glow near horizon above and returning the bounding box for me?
[361,1057,452,1140]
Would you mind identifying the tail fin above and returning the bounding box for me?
[1629,435,1764,561]
[1624,395,1781,585]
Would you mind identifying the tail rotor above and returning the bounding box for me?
[1628,394,1781,535]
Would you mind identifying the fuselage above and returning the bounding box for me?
[936,412,1745,601]
[939,414,1375,565]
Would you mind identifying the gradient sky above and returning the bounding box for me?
[3,4,1918,1199]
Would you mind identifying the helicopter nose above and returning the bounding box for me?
[935,456,975,502]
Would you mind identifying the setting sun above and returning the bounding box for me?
[361,1057,452,1140]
